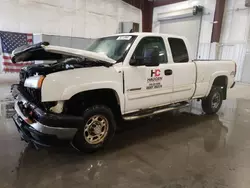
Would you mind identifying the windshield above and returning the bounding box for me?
[86,35,137,61]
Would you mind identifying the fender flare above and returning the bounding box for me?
[205,71,229,96]
[61,82,124,113]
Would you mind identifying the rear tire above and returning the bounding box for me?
[202,87,223,115]
[72,105,116,153]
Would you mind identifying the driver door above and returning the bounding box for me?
[124,36,173,113]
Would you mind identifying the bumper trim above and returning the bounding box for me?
[12,84,78,140]
[12,85,84,128]
[13,113,67,146]
[14,100,77,139]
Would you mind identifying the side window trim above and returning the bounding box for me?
[131,36,168,64]
[163,37,174,63]
[158,36,168,64]
[168,37,189,63]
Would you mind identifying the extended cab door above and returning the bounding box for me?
[167,37,196,102]
[124,36,173,113]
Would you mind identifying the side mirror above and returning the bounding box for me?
[130,57,142,66]
[130,47,160,67]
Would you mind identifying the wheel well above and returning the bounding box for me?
[212,76,228,100]
[65,89,121,119]
[213,76,228,87]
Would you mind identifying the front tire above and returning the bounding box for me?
[202,87,223,115]
[72,105,116,153]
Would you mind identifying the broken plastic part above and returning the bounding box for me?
[50,101,65,114]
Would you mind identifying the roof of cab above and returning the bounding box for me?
[104,32,186,39]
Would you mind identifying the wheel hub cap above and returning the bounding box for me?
[93,124,102,135]
[84,115,109,144]
[212,93,220,109]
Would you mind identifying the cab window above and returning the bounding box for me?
[133,37,168,64]
[168,38,189,63]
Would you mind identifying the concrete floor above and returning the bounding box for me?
[1,84,250,188]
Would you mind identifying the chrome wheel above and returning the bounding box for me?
[84,115,109,144]
[211,92,221,109]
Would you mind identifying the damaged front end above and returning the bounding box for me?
[11,42,115,147]
[12,84,82,147]
[14,42,114,110]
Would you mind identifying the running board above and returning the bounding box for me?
[123,102,190,121]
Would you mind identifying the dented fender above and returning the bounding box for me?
[41,66,125,113]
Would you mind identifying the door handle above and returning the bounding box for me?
[164,69,172,76]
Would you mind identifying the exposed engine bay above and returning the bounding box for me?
[20,57,106,81]
[13,42,115,113]
[12,42,113,81]
[18,57,107,112]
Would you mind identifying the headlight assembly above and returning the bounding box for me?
[24,75,45,89]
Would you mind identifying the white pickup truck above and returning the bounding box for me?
[11,33,236,152]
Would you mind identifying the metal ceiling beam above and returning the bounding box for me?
[153,0,187,7]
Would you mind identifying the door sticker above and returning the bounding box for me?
[151,69,161,77]
[117,36,132,40]
[147,69,163,90]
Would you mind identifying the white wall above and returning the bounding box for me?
[221,0,249,44]
[0,0,142,38]
[219,0,250,81]
[0,0,142,82]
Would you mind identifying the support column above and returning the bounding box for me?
[122,0,153,32]
[142,1,153,32]
[210,0,226,59]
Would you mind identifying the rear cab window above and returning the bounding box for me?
[168,38,189,63]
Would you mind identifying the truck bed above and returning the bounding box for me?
[193,60,236,98]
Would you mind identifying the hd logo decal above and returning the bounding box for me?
[151,69,161,77]
[147,69,163,90]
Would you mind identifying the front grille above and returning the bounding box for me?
[19,69,28,84]
[19,70,41,105]
[24,87,41,105]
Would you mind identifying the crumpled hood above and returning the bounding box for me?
[11,42,116,65]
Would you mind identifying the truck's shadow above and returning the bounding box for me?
[11,107,228,187]
[16,107,226,163]
[107,110,224,153]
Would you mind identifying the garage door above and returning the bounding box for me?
[160,16,201,60]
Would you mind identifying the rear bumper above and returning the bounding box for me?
[11,84,81,145]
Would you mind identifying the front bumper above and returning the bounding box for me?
[13,113,65,146]
[11,84,81,146]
